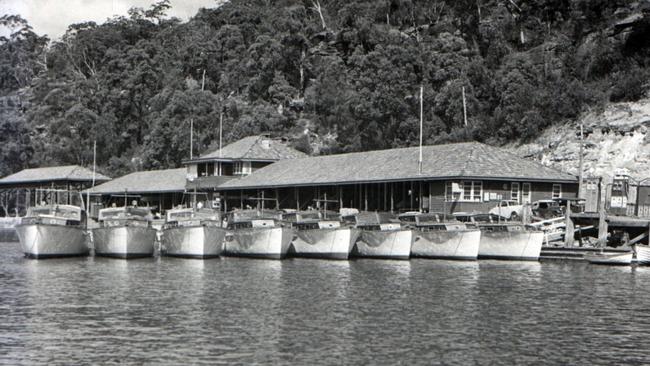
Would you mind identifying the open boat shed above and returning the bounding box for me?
[85,168,186,215]
[0,165,110,216]
[216,142,578,214]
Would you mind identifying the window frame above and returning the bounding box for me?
[522,182,531,203]
[511,182,520,203]
[446,180,483,203]
[552,184,562,199]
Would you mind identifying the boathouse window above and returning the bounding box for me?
[446,181,482,202]
[233,161,252,175]
[522,183,531,203]
[511,182,520,202]
[552,184,562,198]
[197,163,214,177]
[445,182,461,201]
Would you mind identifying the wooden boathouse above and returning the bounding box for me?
[0,165,110,216]
[183,134,307,194]
[215,142,579,214]
[85,168,186,215]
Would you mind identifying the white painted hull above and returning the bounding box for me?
[93,226,157,258]
[162,226,226,258]
[586,252,633,265]
[478,231,544,261]
[290,228,359,259]
[224,227,293,259]
[353,229,413,259]
[16,224,88,258]
[634,244,650,265]
[411,229,481,260]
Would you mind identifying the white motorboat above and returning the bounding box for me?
[93,206,157,259]
[16,204,88,259]
[634,244,650,265]
[585,250,633,265]
[400,212,481,260]
[454,213,543,261]
[284,210,358,260]
[349,211,412,260]
[161,206,226,259]
[223,209,292,259]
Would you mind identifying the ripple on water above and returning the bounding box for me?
[1,241,650,365]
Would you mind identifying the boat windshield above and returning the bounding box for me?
[229,209,281,223]
[27,205,81,220]
[99,207,152,221]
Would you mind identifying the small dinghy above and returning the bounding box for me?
[585,251,633,265]
[633,244,650,265]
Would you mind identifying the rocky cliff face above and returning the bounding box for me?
[507,98,650,184]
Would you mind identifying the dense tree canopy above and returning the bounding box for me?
[0,0,649,177]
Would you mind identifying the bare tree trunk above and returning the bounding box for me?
[299,50,305,97]
[312,0,327,30]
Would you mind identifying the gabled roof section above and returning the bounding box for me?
[218,142,577,190]
[85,168,186,194]
[188,135,307,163]
[0,165,111,185]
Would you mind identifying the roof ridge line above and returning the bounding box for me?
[241,135,262,159]
[493,144,577,177]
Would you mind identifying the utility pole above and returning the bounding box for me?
[190,119,194,160]
[418,85,423,175]
[219,112,223,158]
[578,122,584,198]
[462,86,468,127]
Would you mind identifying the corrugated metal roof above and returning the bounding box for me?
[191,135,307,162]
[85,168,186,194]
[0,165,111,185]
[219,142,577,189]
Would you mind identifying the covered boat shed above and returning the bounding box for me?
[216,142,578,214]
[0,165,110,216]
[85,168,186,215]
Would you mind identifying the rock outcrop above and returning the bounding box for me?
[508,98,650,183]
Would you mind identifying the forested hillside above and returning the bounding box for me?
[1,0,649,177]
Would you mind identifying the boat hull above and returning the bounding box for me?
[586,252,633,265]
[478,230,544,261]
[634,244,650,265]
[289,228,359,259]
[411,229,481,260]
[93,226,157,259]
[224,227,293,259]
[16,224,88,259]
[162,226,226,258]
[352,229,413,259]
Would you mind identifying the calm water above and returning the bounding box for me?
[1,241,649,365]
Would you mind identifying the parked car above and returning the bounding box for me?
[489,200,525,220]
[552,198,586,214]
[531,200,563,219]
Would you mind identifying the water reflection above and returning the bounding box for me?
[2,242,650,365]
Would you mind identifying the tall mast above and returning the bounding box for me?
[462,86,468,126]
[190,118,194,160]
[418,85,423,175]
[578,122,584,198]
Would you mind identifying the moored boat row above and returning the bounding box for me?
[18,202,550,261]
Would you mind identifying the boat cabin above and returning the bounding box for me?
[98,207,153,228]
[165,207,222,228]
[22,205,83,226]
[227,209,282,229]
[398,212,466,231]
[282,210,341,230]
